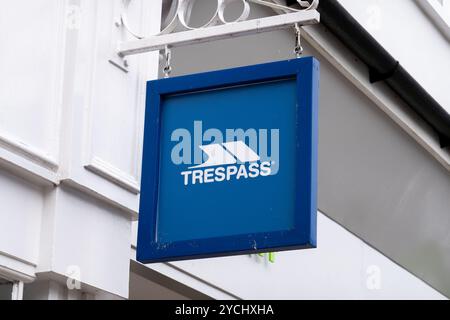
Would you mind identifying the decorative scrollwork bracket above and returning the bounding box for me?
[116,0,320,58]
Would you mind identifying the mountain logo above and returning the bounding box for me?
[181,141,274,186]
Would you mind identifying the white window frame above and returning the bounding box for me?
[417,0,450,41]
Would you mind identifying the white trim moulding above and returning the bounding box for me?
[0,251,36,283]
[60,177,139,219]
[84,156,141,194]
[0,133,59,185]
[0,133,58,171]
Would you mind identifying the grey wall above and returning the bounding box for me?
[0,282,12,300]
[164,3,450,297]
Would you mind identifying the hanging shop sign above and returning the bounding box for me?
[137,57,319,263]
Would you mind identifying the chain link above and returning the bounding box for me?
[294,23,303,58]
[163,45,172,78]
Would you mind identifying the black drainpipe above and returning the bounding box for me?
[287,0,450,148]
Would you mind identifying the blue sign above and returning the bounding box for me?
[138,57,319,263]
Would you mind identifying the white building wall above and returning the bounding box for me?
[36,186,132,298]
[0,0,448,300]
[0,0,161,299]
[0,170,44,280]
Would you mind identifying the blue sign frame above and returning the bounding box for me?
[138,57,319,263]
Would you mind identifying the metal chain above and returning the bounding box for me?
[163,45,172,78]
[294,23,303,58]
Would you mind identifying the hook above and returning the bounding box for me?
[294,23,303,58]
[163,45,172,78]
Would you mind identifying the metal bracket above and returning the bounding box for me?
[117,10,320,57]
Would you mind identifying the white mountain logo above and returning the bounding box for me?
[181,141,274,186]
